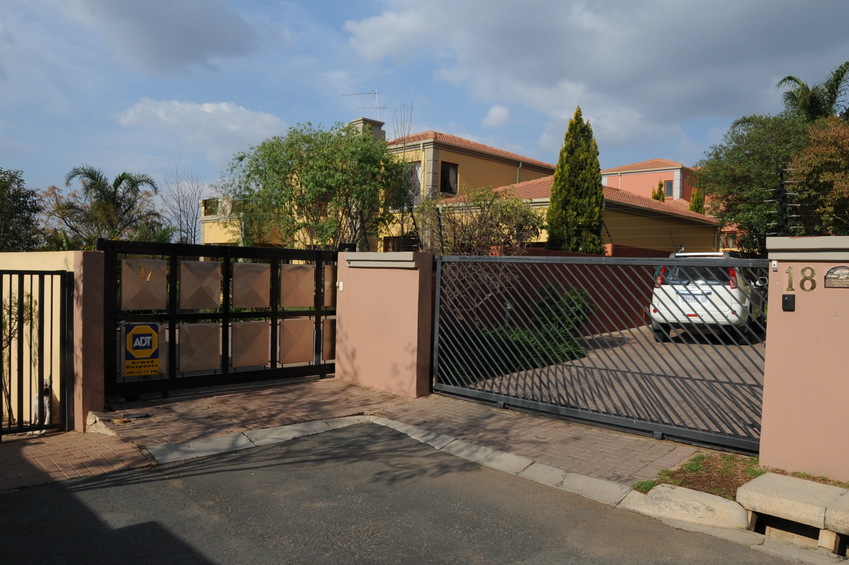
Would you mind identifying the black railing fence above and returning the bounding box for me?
[1,270,72,437]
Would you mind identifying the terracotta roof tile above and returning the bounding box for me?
[389,131,555,170]
[601,158,689,174]
[500,176,716,224]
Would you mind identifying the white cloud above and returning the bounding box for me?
[117,99,286,168]
[344,8,436,63]
[55,0,256,73]
[346,0,849,130]
[483,105,510,127]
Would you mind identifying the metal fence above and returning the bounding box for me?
[1,270,72,437]
[433,254,769,452]
[98,240,337,398]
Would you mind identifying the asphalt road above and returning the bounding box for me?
[2,424,793,565]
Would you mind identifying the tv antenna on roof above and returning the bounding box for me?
[343,90,390,121]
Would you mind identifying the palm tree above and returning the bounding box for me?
[776,61,849,122]
[51,165,164,247]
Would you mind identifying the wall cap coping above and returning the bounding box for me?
[343,251,418,269]
[767,236,849,261]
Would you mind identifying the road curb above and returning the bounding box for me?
[619,484,750,529]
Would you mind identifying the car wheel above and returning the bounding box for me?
[651,322,672,342]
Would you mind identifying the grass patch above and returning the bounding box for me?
[633,452,849,500]
[634,452,849,500]
[632,480,658,494]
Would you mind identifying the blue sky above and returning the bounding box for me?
[3,0,849,196]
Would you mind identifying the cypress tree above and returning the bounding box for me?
[545,106,605,254]
[689,187,705,214]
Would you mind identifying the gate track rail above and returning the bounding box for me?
[432,254,769,452]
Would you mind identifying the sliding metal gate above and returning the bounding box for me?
[99,240,337,398]
[432,255,769,452]
[1,270,72,437]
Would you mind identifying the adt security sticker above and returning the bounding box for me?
[124,323,160,376]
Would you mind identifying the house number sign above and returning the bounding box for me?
[784,265,849,291]
[784,266,817,292]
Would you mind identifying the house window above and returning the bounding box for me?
[664,180,674,198]
[409,161,422,204]
[440,162,458,195]
[409,161,422,191]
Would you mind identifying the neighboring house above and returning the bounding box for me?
[199,119,716,252]
[200,118,555,246]
[384,121,555,201]
[493,176,719,253]
[602,158,697,204]
[199,198,241,245]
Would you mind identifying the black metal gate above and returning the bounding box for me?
[99,240,337,398]
[1,270,72,437]
[432,255,769,452]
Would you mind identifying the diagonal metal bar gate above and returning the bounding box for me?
[99,240,337,398]
[432,254,769,452]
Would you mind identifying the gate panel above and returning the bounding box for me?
[433,255,768,452]
[1,270,72,437]
[98,240,337,397]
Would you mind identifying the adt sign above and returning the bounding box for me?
[124,323,160,376]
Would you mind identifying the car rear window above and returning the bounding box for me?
[665,266,730,285]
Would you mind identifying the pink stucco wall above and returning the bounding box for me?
[334,252,433,398]
[603,168,696,201]
[760,237,849,481]
[604,171,674,200]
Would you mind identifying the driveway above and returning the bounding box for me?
[2,424,794,564]
[466,324,765,447]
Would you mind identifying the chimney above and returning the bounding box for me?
[350,117,386,141]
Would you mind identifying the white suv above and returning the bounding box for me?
[648,252,766,342]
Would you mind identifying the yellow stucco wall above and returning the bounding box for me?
[437,148,551,194]
[602,209,716,251]
[200,217,240,245]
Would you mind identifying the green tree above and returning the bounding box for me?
[0,168,42,251]
[789,116,849,235]
[415,185,542,255]
[219,122,412,249]
[696,114,810,255]
[777,61,849,121]
[42,165,163,249]
[651,179,665,202]
[688,188,705,214]
[545,106,604,254]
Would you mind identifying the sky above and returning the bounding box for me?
[3,0,849,197]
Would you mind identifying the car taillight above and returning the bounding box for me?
[655,266,667,287]
[728,267,738,289]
